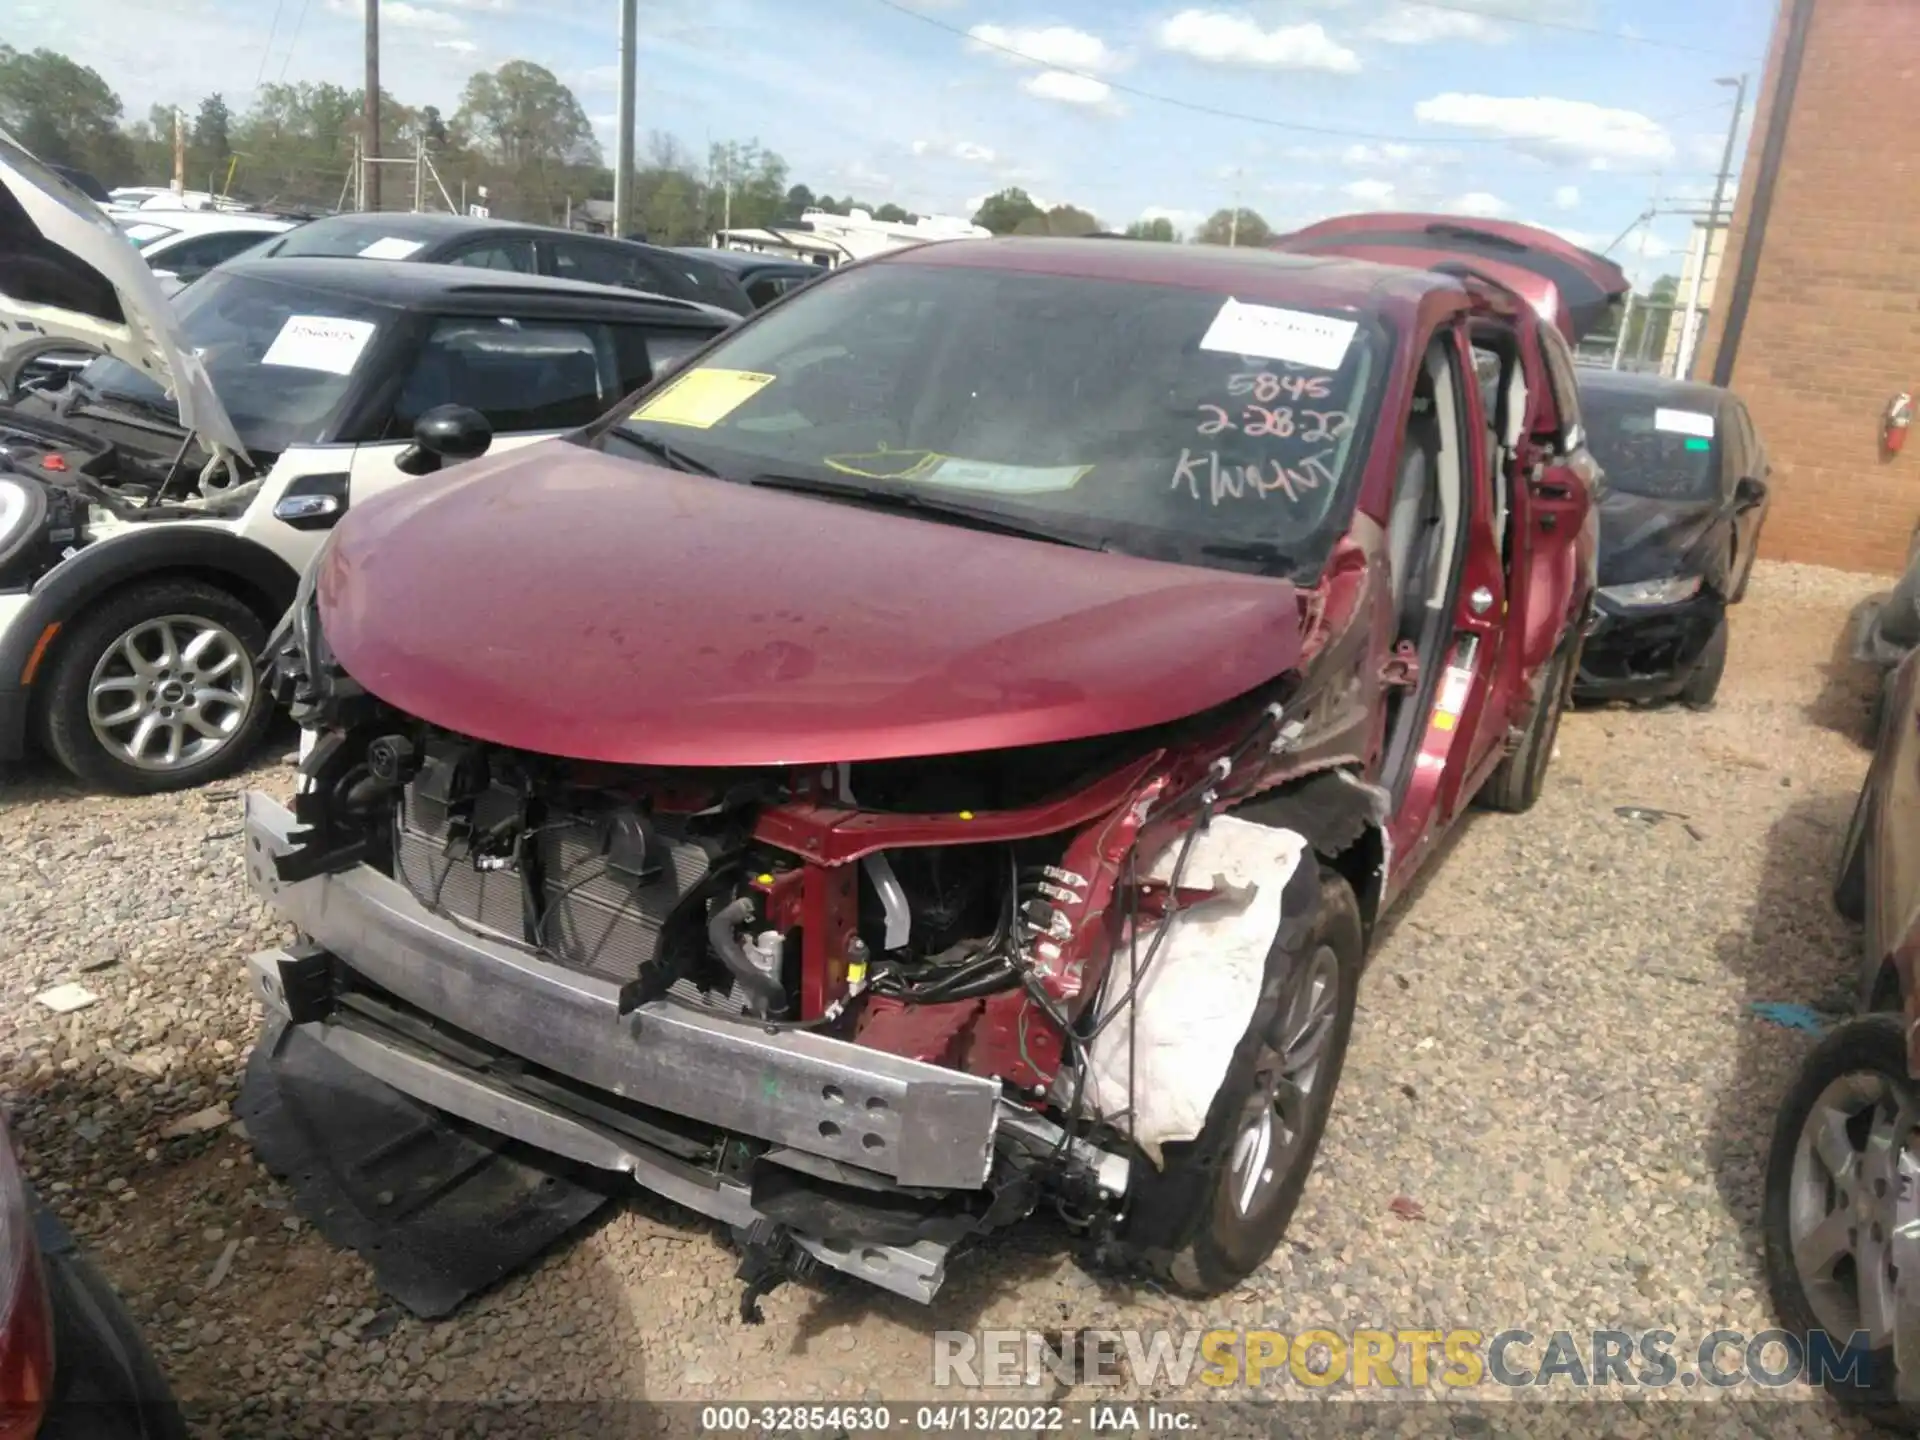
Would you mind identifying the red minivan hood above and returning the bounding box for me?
[317,442,1304,767]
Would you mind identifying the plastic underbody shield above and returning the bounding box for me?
[237,1015,615,1318]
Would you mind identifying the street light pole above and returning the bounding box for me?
[363,0,381,211]
[1677,73,1748,380]
[613,0,636,238]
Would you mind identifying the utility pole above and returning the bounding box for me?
[171,107,185,196]
[1678,73,1748,380]
[1228,169,1243,247]
[613,0,637,238]
[363,0,381,211]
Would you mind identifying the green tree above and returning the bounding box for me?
[1194,207,1272,247]
[873,202,912,224]
[192,94,231,163]
[455,61,599,222]
[784,182,815,214]
[707,139,788,231]
[972,186,1042,235]
[1125,216,1179,242]
[0,45,136,182]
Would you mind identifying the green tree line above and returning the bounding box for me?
[1,44,1277,247]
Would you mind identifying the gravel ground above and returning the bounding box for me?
[0,559,1895,1436]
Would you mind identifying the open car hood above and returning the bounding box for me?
[315,441,1306,767]
[1271,214,1629,344]
[0,128,246,460]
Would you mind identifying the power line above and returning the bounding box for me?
[276,0,313,86]
[253,0,288,91]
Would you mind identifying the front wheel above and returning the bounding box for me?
[40,579,273,794]
[1762,1015,1920,1427]
[1120,866,1362,1295]
[1679,615,1729,710]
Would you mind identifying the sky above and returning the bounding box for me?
[10,0,1777,283]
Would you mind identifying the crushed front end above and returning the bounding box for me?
[241,569,1307,1309]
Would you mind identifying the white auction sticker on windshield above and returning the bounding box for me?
[357,236,425,260]
[1654,407,1715,439]
[261,315,378,375]
[919,458,1091,494]
[1199,299,1356,371]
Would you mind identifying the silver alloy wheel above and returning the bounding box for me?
[1788,1070,1920,1349]
[85,613,256,772]
[1229,942,1341,1217]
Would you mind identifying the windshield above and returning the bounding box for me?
[76,270,393,454]
[599,262,1386,577]
[114,218,179,249]
[1581,388,1722,502]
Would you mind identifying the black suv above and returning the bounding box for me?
[257,212,755,316]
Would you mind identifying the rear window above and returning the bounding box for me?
[265,216,433,260]
[1582,388,1721,501]
[116,220,180,249]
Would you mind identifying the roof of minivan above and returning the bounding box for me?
[213,255,737,322]
[877,235,1462,311]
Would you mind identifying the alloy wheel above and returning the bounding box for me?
[1788,1070,1920,1349]
[85,613,257,772]
[1228,942,1342,1217]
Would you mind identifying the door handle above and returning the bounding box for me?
[1529,478,1574,500]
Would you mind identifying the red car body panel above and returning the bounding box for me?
[299,223,1600,1097]
[316,443,1304,767]
[1272,212,1629,343]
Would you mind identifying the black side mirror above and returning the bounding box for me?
[1735,475,1767,508]
[395,404,492,477]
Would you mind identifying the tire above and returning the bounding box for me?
[1762,1014,1920,1429]
[1120,866,1362,1295]
[1678,614,1729,711]
[1835,777,1872,925]
[1480,639,1575,814]
[40,578,273,795]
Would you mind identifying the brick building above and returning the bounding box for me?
[1698,0,1920,573]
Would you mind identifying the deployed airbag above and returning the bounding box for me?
[1086,816,1309,1164]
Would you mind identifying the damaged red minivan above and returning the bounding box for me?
[241,217,1620,1307]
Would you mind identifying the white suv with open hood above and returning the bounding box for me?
[0,130,735,792]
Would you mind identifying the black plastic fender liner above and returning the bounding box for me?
[0,523,300,693]
[237,1017,615,1319]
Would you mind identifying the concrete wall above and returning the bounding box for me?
[1698,0,1920,573]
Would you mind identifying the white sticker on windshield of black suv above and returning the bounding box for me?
[1199,299,1356,371]
[1654,407,1715,439]
[261,315,378,375]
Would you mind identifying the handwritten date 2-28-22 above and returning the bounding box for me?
[1196,404,1351,443]
[1172,446,1339,506]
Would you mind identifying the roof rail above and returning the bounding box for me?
[444,282,706,313]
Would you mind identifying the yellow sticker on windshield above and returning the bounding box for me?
[632,368,775,428]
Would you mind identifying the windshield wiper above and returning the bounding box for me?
[613,425,718,476]
[1196,539,1296,574]
[743,471,1110,551]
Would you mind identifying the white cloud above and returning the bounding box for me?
[1446,190,1510,217]
[1023,70,1114,106]
[967,23,1118,72]
[1342,178,1396,206]
[386,1,466,31]
[912,138,999,164]
[1414,93,1675,167]
[1554,184,1581,211]
[1365,4,1505,43]
[1342,142,1416,167]
[435,37,479,53]
[1155,11,1361,73]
